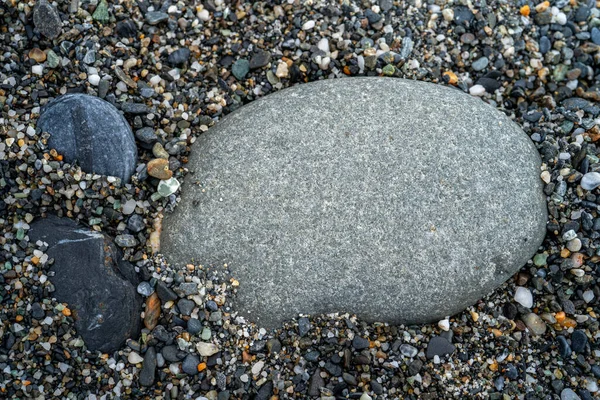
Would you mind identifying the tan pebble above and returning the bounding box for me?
[147,158,172,180]
[29,48,46,63]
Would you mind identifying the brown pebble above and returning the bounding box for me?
[144,293,161,330]
[516,272,529,286]
[29,48,46,63]
[147,158,172,180]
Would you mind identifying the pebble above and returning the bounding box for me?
[147,158,173,180]
[298,317,311,337]
[571,330,588,353]
[567,238,582,252]
[438,318,450,331]
[33,0,62,39]
[557,336,572,358]
[177,299,195,316]
[592,27,600,45]
[580,172,600,190]
[514,287,533,308]
[197,342,219,357]
[139,347,157,386]
[561,388,581,400]
[249,50,271,69]
[232,59,250,80]
[352,336,370,350]
[400,344,418,358]
[137,282,154,296]
[168,48,191,66]
[302,20,315,30]
[472,57,489,71]
[128,352,144,364]
[521,313,547,335]
[157,177,180,197]
[182,354,200,375]
[426,336,455,359]
[469,84,486,96]
[127,214,145,233]
[187,318,202,335]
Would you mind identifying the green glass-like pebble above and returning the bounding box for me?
[533,253,548,266]
[382,64,396,76]
[92,0,110,24]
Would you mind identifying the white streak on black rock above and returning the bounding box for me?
[28,215,142,353]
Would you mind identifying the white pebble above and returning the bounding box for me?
[251,360,264,375]
[555,12,567,25]
[442,8,454,21]
[438,318,450,331]
[469,85,486,96]
[317,38,329,53]
[302,20,315,30]
[122,199,137,215]
[586,377,598,392]
[32,65,44,76]
[128,352,144,364]
[198,9,210,21]
[583,290,595,303]
[88,74,101,86]
[581,172,600,190]
[514,286,533,308]
[240,374,249,383]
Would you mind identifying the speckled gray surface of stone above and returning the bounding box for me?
[162,77,547,329]
[37,94,137,182]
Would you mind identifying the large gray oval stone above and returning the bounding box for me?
[162,78,547,328]
[37,94,137,182]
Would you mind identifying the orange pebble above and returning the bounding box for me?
[561,317,577,328]
[520,5,530,16]
[443,71,458,85]
[197,362,207,372]
[560,248,571,258]
[143,293,161,330]
[555,311,566,323]
[15,315,23,322]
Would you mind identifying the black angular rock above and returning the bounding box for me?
[352,336,370,350]
[115,19,137,38]
[453,6,474,26]
[37,94,137,182]
[33,0,62,39]
[426,336,456,359]
[298,317,311,337]
[168,48,191,66]
[308,369,325,396]
[249,50,271,69]
[571,330,588,353]
[156,281,178,302]
[28,215,142,353]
